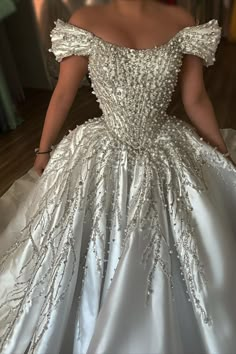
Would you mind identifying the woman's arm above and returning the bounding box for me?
[179,54,228,155]
[34,35,90,176]
[38,54,89,152]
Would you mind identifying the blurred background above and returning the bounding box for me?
[0,0,236,195]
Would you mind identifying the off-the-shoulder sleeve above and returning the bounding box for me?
[48,19,94,62]
[179,19,222,67]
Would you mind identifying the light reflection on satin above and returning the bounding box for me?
[0,127,236,354]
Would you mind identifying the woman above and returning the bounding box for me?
[0,1,236,353]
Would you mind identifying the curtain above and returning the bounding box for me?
[0,0,16,21]
[229,0,236,41]
[0,64,23,133]
[34,0,107,87]
[175,0,234,32]
[0,0,23,133]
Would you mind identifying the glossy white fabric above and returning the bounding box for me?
[0,127,236,354]
[1,18,236,354]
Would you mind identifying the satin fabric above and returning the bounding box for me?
[0,126,236,354]
[1,17,236,354]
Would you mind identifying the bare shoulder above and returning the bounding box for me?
[68,5,104,30]
[168,4,196,29]
[68,3,195,35]
[156,2,195,29]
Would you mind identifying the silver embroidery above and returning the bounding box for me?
[0,17,235,352]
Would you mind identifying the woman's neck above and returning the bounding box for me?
[109,0,158,19]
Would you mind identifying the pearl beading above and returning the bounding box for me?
[1,18,233,352]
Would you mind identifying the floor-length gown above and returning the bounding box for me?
[0,18,236,354]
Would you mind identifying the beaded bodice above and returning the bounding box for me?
[0,21,230,350]
[50,19,221,150]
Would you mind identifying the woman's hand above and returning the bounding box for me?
[34,154,50,176]
[227,155,236,168]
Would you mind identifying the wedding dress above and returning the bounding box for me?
[0,18,236,354]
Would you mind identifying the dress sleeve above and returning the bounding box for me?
[179,19,222,67]
[48,19,94,62]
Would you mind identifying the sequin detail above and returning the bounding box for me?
[179,19,222,67]
[1,17,233,352]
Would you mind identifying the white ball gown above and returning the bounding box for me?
[0,18,236,354]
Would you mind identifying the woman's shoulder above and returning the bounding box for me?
[68,4,106,31]
[164,4,196,30]
[67,2,196,41]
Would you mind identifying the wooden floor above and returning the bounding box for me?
[0,38,236,196]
